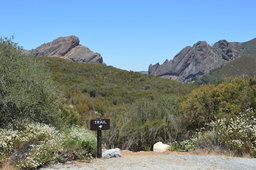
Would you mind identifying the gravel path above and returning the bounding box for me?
[41,151,256,170]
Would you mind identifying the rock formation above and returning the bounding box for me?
[148,38,255,82]
[27,36,103,64]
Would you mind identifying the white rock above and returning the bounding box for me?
[102,148,121,158]
[153,142,171,152]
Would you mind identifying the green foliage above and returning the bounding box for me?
[193,73,220,85]
[62,126,97,159]
[0,37,64,127]
[171,140,196,151]
[178,78,256,131]
[104,96,187,151]
[0,122,96,169]
[242,38,256,55]
[212,54,256,79]
[25,56,196,154]
[39,57,193,103]
[175,78,256,156]
[0,37,96,168]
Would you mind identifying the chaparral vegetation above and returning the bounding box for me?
[0,38,255,169]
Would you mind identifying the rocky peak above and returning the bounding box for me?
[213,40,243,61]
[28,36,103,64]
[195,41,208,48]
[148,39,246,82]
[213,40,229,49]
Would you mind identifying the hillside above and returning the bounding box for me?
[148,37,256,82]
[195,54,256,84]
[210,54,256,79]
[242,38,256,55]
[37,56,193,117]
[39,57,193,105]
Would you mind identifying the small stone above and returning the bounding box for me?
[102,148,121,159]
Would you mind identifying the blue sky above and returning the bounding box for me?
[1,0,256,71]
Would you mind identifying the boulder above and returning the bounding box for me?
[153,142,171,152]
[102,148,121,158]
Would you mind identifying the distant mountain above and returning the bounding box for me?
[26,36,103,63]
[148,38,256,82]
[200,54,256,83]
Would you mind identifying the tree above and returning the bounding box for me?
[0,37,63,128]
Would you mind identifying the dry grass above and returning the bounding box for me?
[0,161,17,170]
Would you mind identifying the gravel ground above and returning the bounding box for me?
[41,151,256,170]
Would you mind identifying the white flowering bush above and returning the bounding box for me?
[14,134,64,169]
[0,129,20,157]
[0,122,96,169]
[191,108,256,156]
[0,122,58,158]
[212,108,256,156]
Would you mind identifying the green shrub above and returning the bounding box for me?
[0,37,63,128]
[61,126,97,160]
[178,78,256,131]
[105,96,186,151]
[171,140,196,151]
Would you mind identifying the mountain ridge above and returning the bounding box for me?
[148,38,256,82]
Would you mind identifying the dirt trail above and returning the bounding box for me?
[41,151,256,170]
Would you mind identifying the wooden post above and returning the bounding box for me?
[97,130,102,158]
[90,118,110,158]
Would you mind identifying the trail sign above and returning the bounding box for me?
[90,118,110,130]
[90,118,110,158]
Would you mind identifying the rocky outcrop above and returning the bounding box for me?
[27,36,103,64]
[65,45,103,63]
[148,39,246,82]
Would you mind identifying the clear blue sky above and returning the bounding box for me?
[1,0,256,71]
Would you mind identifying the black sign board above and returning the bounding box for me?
[90,118,111,158]
[90,118,110,130]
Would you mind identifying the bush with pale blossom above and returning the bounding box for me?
[0,122,96,169]
[191,108,256,156]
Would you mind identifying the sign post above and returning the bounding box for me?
[90,118,110,158]
[97,130,102,158]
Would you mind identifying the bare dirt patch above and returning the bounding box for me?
[41,150,256,170]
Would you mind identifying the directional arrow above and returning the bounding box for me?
[99,125,102,129]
